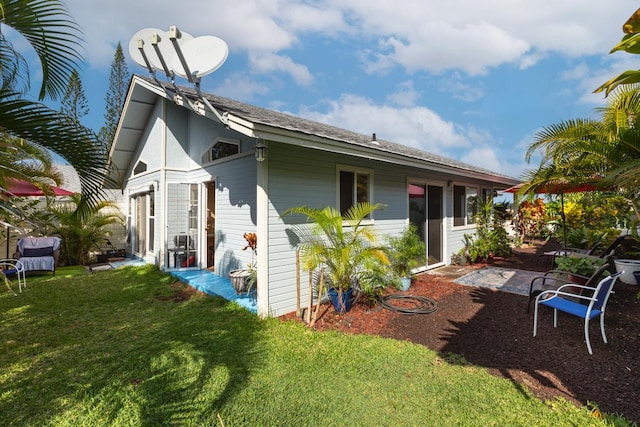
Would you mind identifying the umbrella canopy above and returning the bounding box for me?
[4,178,75,197]
[502,182,600,195]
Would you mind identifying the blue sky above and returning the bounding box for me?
[46,1,639,179]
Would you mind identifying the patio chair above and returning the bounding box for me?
[0,258,26,295]
[532,272,622,354]
[527,259,615,312]
[536,236,603,267]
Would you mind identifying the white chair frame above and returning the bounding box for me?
[533,272,621,354]
[0,258,26,294]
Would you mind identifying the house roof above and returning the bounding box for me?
[109,75,520,187]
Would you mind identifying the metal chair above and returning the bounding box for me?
[0,258,26,294]
[532,272,622,354]
[527,259,614,312]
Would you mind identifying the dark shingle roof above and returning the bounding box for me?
[141,75,518,183]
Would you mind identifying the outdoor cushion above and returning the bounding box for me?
[22,247,54,257]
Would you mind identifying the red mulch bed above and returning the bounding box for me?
[281,239,640,423]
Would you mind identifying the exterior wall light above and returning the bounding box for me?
[255,139,267,162]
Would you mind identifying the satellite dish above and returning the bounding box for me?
[147,30,193,72]
[128,28,163,68]
[172,35,229,78]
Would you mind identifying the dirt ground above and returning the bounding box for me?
[282,239,640,423]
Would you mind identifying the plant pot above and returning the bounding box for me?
[400,276,412,291]
[613,259,640,285]
[229,269,252,293]
[328,288,353,313]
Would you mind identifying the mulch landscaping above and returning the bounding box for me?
[282,239,640,423]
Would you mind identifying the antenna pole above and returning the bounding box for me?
[169,26,194,83]
[150,33,174,78]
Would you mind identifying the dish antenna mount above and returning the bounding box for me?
[128,26,229,125]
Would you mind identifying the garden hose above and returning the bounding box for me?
[378,294,438,315]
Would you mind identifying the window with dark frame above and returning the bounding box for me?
[339,169,371,216]
[453,185,478,227]
[201,140,239,163]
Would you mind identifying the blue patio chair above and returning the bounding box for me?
[532,272,622,354]
[0,258,26,295]
[527,259,615,312]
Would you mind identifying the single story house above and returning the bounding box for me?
[109,75,519,317]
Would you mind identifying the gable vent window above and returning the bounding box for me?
[133,161,147,175]
[202,139,240,164]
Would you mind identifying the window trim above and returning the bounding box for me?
[200,137,241,165]
[336,164,374,219]
[453,183,479,228]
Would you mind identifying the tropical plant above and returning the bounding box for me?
[30,193,124,266]
[555,256,606,277]
[283,202,389,293]
[386,224,425,277]
[0,0,108,202]
[460,200,513,263]
[523,84,640,235]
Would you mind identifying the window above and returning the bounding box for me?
[148,188,155,252]
[133,161,147,175]
[201,139,239,163]
[338,167,372,216]
[453,185,478,227]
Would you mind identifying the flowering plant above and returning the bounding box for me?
[242,232,257,289]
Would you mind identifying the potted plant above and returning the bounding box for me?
[613,259,640,285]
[554,255,606,284]
[387,224,426,291]
[283,202,388,313]
[229,232,257,294]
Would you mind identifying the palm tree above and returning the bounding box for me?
[35,193,124,266]
[524,85,640,224]
[283,202,389,292]
[0,0,108,200]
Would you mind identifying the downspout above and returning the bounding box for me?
[256,143,269,317]
[160,99,168,269]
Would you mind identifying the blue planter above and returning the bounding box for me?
[400,276,412,291]
[328,288,353,313]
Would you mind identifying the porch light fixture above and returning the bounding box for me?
[255,139,267,162]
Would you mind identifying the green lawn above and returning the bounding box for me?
[0,266,630,426]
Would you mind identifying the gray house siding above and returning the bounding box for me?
[213,154,258,277]
[265,142,443,315]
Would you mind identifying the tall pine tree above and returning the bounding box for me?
[60,69,89,124]
[99,43,130,151]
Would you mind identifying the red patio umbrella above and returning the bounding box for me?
[4,178,75,197]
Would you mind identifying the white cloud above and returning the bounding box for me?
[66,0,635,78]
[439,74,485,102]
[386,81,420,107]
[298,93,469,154]
[248,53,313,86]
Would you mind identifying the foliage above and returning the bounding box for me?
[461,200,513,264]
[0,0,108,200]
[386,224,426,277]
[28,193,124,266]
[60,69,89,124]
[99,42,130,151]
[0,266,630,425]
[555,256,606,277]
[517,198,549,240]
[283,202,389,292]
[243,232,257,291]
[595,7,640,95]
